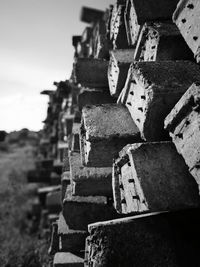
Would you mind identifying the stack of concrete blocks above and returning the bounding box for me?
[30,0,200,266]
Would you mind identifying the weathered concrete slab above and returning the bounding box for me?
[78,88,114,111]
[87,209,200,267]
[38,185,60,207]
[118,61,200,141]
[134,21,194,61]
[48,222,59,255]
[125,0,179,46]
[69,151,112,196]
[46,191,61,213]
[61,172,71,202]
[108,49,135,98]
[165,82,200,188]
[62,186,119,231]
[80,7,104,24]
[73,58,109,89]
[173,0,200,63]
[53,252,84,267]
[80,104,141,167]
[113,142,200,214]
[109,3,129,49]
[57,213,87,254]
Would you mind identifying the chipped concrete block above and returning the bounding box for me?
[73,58,109,89]
[78,88,114,111]
[134,21,194,61]
[48,222,59,255]
[53,252,84,267]
[87,209,200,267]
[113,142,200,214]
[109,3,129,49]
[118,61,200,141]
[125,0,179,46]
[61,172,71,202]
[80,104,141,167]
[108,49,135,98]
[57,213,87,254]
[165,82,200,187]
[69,151,112,197]
[173,0,200,63]
[62,186,119,231]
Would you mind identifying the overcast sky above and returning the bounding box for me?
[0,0,115,132]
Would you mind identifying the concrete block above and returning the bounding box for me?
[80,104,141,167]
[53,252,84,267]
[80,7,104,24]
[125,0,179,46]
[71,122,80,152]
[109,3,129,49]
[63,149,70,172]
[61,172,71,202]
[35,159,53,170]
[38,185,60,207]
[73,58,109,88]
[78,88,114,111]
[173,0,200,63]
[134,21,194,61]
[69,151,112,196]
[118,61,200,141]
[51,172,61,185]
[108,49,135,97]
[57,213,87,254]
[62,186,119,231]
[46,191,61,213]
[165,82,200,188]
[48,222,59,255]
[113,142,200,214]
[87,209,200,267]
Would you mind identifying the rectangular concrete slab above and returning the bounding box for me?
[118,61,200,141]
[113,142,200,214]
[173,0,200,62]
[53,252,84,267]
[69,151,112,197]
[165,82,200,188]
[87,209,200,267]
[80,103,141,167]
[134,21,194,61]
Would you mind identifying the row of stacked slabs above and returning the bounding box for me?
[29,0,200,266]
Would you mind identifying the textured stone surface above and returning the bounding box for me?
[109,3,128,49]
[61,172,71,202]
[87,209,200,267]
[69,151,112,196]
[78,88,114,110]
[73,58,109,88]
[134,21,194,61]
[108,49,135,97]
[62,186,119,230]
[165,82,200,187]
[125,0,179,46]
[57,213,87,254]
[53,252,84,267]
[118,61,200,141]
[113,142,200,214]
[80,104,141,167]
[173,0,200,63]
[71,122,80,152]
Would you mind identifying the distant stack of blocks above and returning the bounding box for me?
[27,0,200,266]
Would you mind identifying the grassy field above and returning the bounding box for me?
[0,143,51,267]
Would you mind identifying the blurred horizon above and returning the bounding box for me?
[0,0,115,132]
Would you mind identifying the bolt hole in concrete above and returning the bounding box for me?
[193,36,198,41]
[187,4,194,9]
[182,18,186,23]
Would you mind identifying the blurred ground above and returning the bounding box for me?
[0,142,51,267]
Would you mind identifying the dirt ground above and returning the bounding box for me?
[0,143,51,267]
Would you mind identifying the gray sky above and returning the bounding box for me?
[0,0,115,132]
